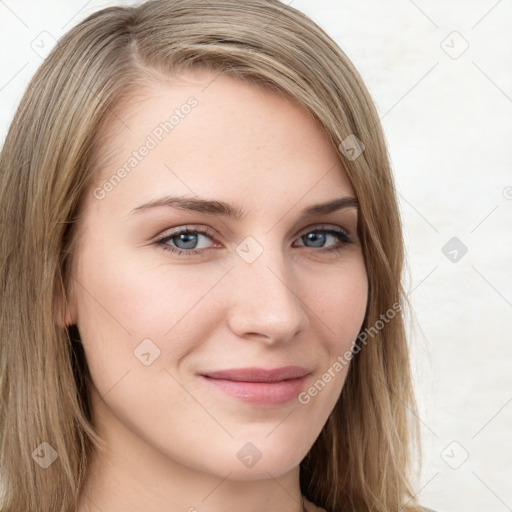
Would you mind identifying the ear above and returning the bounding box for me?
[54,277,77,328]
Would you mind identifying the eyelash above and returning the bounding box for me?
[154,225,354,258]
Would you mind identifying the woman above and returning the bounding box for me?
[0,1,435,511]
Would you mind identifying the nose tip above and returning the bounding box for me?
[226,255,309,344]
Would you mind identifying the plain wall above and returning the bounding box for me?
[1,1,511,511]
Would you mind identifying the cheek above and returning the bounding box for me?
[73,245,230,369]
[290,261,368,449]
[309,257,368,347]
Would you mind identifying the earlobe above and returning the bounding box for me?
[61,304,76,328]
[55,280,77,328]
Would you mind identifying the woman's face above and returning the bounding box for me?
[65,70,368,481]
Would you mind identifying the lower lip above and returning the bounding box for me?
[200,375,308,406]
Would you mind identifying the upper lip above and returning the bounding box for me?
[201,366,310,383]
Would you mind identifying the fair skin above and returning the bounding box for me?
[61,69,368,512]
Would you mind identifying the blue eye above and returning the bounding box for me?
[154,225,353,257]
[155,227,216,257]
[296,228,352,250]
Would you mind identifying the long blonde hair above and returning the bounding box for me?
[0,1,424,511]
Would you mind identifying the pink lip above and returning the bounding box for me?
[199,366,310,406]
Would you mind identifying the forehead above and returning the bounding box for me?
[89,71,355,217]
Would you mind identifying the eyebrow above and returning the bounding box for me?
[130,195,358,219]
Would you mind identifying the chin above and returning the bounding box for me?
[228,437,306,480]
[181,437,306,481]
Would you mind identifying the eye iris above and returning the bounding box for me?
[304,232,326,248]
[175,232,198,249]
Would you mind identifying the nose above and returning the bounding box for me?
[226,245,310,345]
